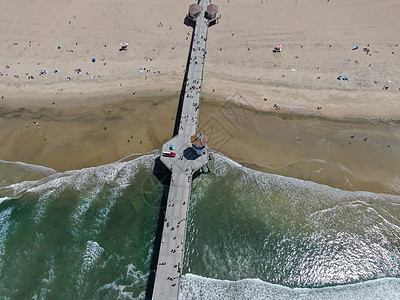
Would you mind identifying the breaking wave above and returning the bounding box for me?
[180,274,400,300]
[185,153,400,289]
[0,154,161,299]
[0,152,399,299]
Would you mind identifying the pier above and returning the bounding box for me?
[151,0,219,299]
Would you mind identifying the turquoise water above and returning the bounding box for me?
[0,154,399,299]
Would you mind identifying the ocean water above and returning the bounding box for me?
[0,153,399,299]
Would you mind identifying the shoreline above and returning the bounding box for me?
[1,72,400,119]
[1,0,400,194]
[1,92,400,196]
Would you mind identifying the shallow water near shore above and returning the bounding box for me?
[1,94,400,194]
[0,153,399,299]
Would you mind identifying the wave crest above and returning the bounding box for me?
[180,274,400,300]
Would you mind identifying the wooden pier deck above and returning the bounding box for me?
[151,0,215,299]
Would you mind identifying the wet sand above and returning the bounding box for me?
[0,93,178,171]
[200,98,400,195]
[1,94,399,195]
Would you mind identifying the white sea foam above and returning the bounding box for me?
[75,240,105,290]
[2,154,158,237]
[3,154,156,198]
[69,193,99,238]
[211,152,400,210]
[31,190,58,224]
[95,281,144,300]
[126,263,148,285]
[94,263,148,299]
[83,154,156,236]
[213,151,393,191]
[0,160,57,174]
[0,207,13,256]
[0,197,9,203]
[189,153,400,288]
[180,274,400,300]
[191,172,214,204]
[80,240,104,273]
[3,172,72,198]
[210,151,242,177]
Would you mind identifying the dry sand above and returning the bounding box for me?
[1,0,400,193]
[1,0,399,117]
[203,0,400,117]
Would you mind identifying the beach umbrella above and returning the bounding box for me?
[120,42,128,46]
[276,44,283,48]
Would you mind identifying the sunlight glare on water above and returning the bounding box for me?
[0,153,399,299]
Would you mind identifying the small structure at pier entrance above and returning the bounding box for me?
[191,133,208,156]
[206,4,220,22]
[188,3,201,20]
[205,3,220,25]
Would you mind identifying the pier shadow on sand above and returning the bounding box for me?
[172,17,197,137]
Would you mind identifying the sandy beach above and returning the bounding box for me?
[1,0,400,193]
[1,0,399,116]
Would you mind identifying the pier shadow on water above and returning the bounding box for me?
[144,156,204,299]
[144,157,171,299]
